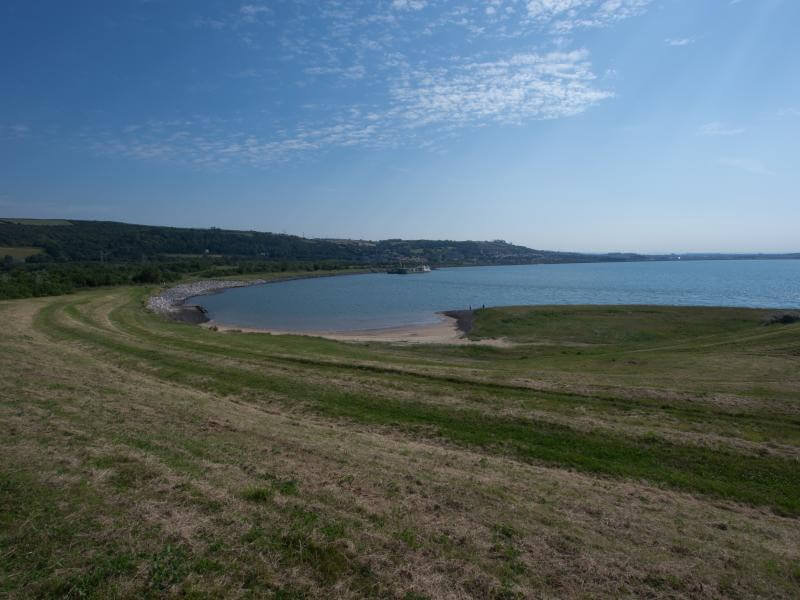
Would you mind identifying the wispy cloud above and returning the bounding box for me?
[391,0,427,11]
[391,50,611,126]
[777,107,800,118]
[305,65,367,80]
[84,119,385,168]
[665,37,695,47]
[192,3,273,32]
[84,0,653,169]
[719,157,774,176]
[239,4,272,22]
[698,121,745,136]
[532,0,653,33]
[196,0,652,46]
[85,50,611,168]
[1,124,31,139]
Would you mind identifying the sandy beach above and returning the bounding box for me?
[202,313,512,346]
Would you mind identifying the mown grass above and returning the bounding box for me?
[468,304,770,345]
[32,292,800,516]
[1,452,370,598]
[314,392,800,515]
[3,287,800,598]
[435,304,800,409]
[1,462,148,598]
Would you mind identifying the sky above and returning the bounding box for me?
[1,0,798,253]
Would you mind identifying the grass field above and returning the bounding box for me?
[1,289,799,598]
[0,246,43,260]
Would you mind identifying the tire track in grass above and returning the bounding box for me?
[107,292,800,444]
[33,297,800,516]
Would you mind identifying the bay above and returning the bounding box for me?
[193,260,800,332]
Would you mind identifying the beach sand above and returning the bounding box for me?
[202,313,512,346]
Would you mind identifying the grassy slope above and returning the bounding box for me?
[1,291,799,598]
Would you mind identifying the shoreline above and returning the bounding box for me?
[146,270,375,324]
[146,278,268,324]
[147,275,506,344]
[201,311,513,346]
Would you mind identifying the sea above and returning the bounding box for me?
[191,260,800,332]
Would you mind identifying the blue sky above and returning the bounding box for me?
[1,0,798,253]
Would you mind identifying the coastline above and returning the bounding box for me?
[145,269,375,324]
[146,275,507,344]
[201,311,511,346]
[146,279,268,324]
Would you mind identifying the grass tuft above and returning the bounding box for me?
[242,486,274,503]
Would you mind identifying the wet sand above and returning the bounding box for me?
[202,313,512,346]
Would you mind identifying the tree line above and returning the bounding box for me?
[0,218,646,300]
[0,219,598,264]
[0,258,351,300]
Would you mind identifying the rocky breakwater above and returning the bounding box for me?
[146,279,266,324]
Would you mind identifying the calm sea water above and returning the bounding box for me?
[193,260,800,332]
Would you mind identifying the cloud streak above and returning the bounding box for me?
[698,121,745,136]
[665,37,695,47]
[391,50,611,126]
[81,0,653,168]
[391,0,427,11]
[526,0,652,33]
[777,107,800,118]
[1,124,31,139]
[87,50,611,168]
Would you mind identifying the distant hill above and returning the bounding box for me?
[0,218,643,266]
[2,218,798,266]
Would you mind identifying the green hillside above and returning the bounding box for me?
[0,218,631,265]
